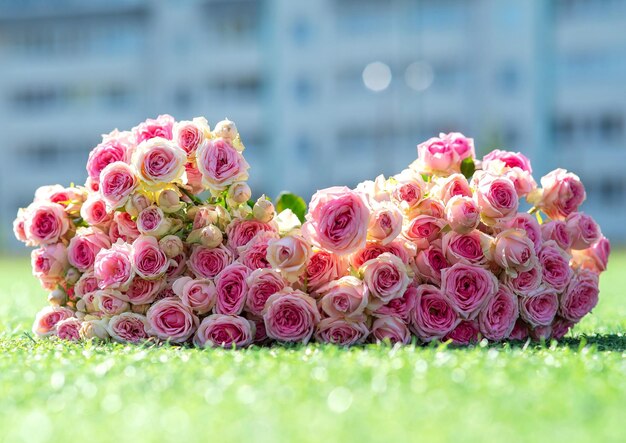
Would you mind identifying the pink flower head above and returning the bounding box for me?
[571,236,610,274]
[245,269,286,316]
[227,219,277,251]
[133,114,175,144]
[132,236,169,280]
[193,314,255,349]
[541,220,572,251]
[473,171,519,224]
[172,276,217,315]
[87,138,131,182]
[482,149,532,173]
[67,227,111,272]
[110,212,140,243]
[519,287,559,327]
[410,285,459,341]
[318,276,369,320]
[107,312,150,343]
[360,252,411,304]
[441,263,498,319]
[391,168,426,210]
[492,229,537,273]
[504,262,543,296]
[32,306,75,337]
[94,290,130,316]
[31,243,69,290]
[263,288,321,344]
[370,316,412,345]
[80,195,113,228]
[314,317,369,345]
[215,263,251,315]
[173,117,209,156]
[430,173,472,204]
[137,206,172,238]
[196,138,250,193]
[536,168,586,220]
[551,316,575,340]
[403,215,446,250]
[349,240,411,270]
[305,250,348,292]
[238,231,277,270]
[55,317,82,341]
[94,241,134,290]
[445,195,480,234]
[414,243,449,285]
[75,271,99,299]
[367,202,403,245]
[509,319,529,341]
[373,285,417,322]
[416,132,475,175]
[478,284,519,341]
[559,269,599,322]
[267,235,311,283]
[23,201,70,246]
[538,241,572,292]
[565,212,601,250]
[132,137,187,186]
[444,320,480,345]
[99,161,137,209]
[498,213,542,251]
[123,276,165,305]
[188,244,233,279]
[146,297,198,343]
[442,230,489,267]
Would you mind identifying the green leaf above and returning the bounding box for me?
[460,157,476,179]
[275,192,307,223]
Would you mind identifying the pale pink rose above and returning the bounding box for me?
[94,290,130,316]
[498,213,542,251]
[87,138,131,182]
[267,235,311,283]
[99,161,137,210]
[441,263,498,319]
[444,320,480,345]
[305,250,347,292]
[184,162,205,194]
[193,314,255,348]
[79,318,110,340]
[416,132,474,175]
[23,201,70,246]
[541,220,572,251]
[110,212,140,243]
[559,269,599,322]
[137,206,172,238]
[146,297,198,343]
[165,252,187,279]
[252,196,276,223]
[361,253,411,304]
[538,241,572,292]
[473,172,519,224]
[13,208,28,243]
[391,169,426,210]
[535,169,586,220]
[32,306,75,337]
[302,186,370,255]
[196,138,250,192]
[31,243,69,290]
[173,117,209,156]
[55,317,82,341]
[75,271,99,299]
[445,195,480,234]
[263,288,321,343]
[245,269,286,316]
[373,285,417,321]
[226,181,252,207]
[106,312,149,343]
[172,276,216,315]
[478,284,519,341]
[349,240,412,269]
[410,284,459,341]
[314,317,369,345]
[355,174,391,204]
[132,137,187,186]
[566,212,601,250]
[509,319,529,341]
[215,263,251,315]
[370,316,411,344]
[503,263,543,296]
[132,236,169,280]
[492,229,537,273]
[430,174,472,204]
[226,219,277,251]
[519,287,559,327]
[133,114,175,144]
[237,231,276,270]
[551,316,575,340]
[483,149,532,173]
[80,195,113,228]
[124,192,151,217]
[94,241,134,290]
[403,215,445,249]
[571,236,610,274]
[318,276,369,320]
[188,244,233,279]
[412,198,446,219]
[68,227,111,272]
[442,230,489,267]
[35,185,87,216]
[414,243,448,285]
[505,168,537,198]
[123,276,165,305]
[159,235,184,258]
[367,202,403,245]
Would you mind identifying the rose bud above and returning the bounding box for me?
[65,267,80,285]
[158,189,184,213]
[125,192,152,217]
[226,181,252,207]
[445,195,480,234]
[213,118,239,141]
[159,234,184,258]
[79,318,110,340]
[267,235,311,283]
[137,206,172,238]
[197,224,223,248]
[253,195,276,222]
[48,288,67,306]
[231,204,252,219]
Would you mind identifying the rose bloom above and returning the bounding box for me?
[478,284,519,341]
[74,271,99,299]
[505,167,537,198]
[503,263,543,296]
[536,168,586,220]
[416,132,474,175]
[414,243,449,284]
[159,235,184,258]
[132,137,187,186]
[193,314,255,349]
[67,227,111,272]
[302,186,370,255]
[519,287,559,327]
[215,263,251,315]
[55,317,82,341]
[441,263,498,319]
[538,241,572,292]
[123,276,165,305]
[373,285,417,322]
[110,212,141,244]
[498,213,543,252]
[23,201,70,246]
[430,173,472,204]
[263,288,321,344]
[79,318,110,340]
[80,195,112,228]
[445,195,480,234]
[32,306,75,337]
[196,138,250,193]
[551,316,575,340]
[349,240,412,269]
[133,114,174,144]
[483,149,532,173]
[99,161,137,210]
[529,324,553,341]
[267,235,311,283]
[305,249,347,292]
[565,212,601,250]
[13,208,27,243]
[571,236,610,274]
[94,241,134,290]
[391,168,426,210]
[166,252,187,279]
[441,230,488,267]
[146,298,198,343]
[132,235,169,280]
[188,244,233,279]
[492,229,537,273]
[509,319,529,341]
[238,231,276,270]
[226,218,277,251]
[367,202,403,245]
[173,117,210,156]
[361,252,411,304]
[125,191,151,217]
[172,276,217,315]
[314,317,369,346]
[250,315,269,344]
[412,198,446,219]
[559,269,599,322]
[355,174,391,206]
[541,220,572,251]
[226,181,252,207]
[35,184,86,217]
[245,269,286,316]
[107,312,150,343]
[444,320,480,345]
[318,276,369,320]
[137,206,172,238]
[31,243,69,290]
[410,285,459,342]
[87,136,131,182]
[473,171,519,224]
[94,290,130,316]
[403,215,446,249]
[370,316,412,345]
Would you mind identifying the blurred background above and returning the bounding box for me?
[0,0,625,252]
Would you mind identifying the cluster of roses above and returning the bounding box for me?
[15,116,609,347]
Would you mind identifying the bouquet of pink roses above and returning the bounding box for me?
[14,115,610,347]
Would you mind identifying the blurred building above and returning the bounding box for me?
[0,0,625,249]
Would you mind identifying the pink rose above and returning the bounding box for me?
[68,227,111,272]
[165,253,187,279]
[267,235,311,283]
[110,212,140,243]
[215,263,251,315]
[414,243,448,285]
[173,117,209,155]
[478,284,519,341]
[445,196,480,234]
[551,316,575,340]
[35,185,86,216]
[132,236,169,280]
[503,263,543,296]
[146,298,198,343]
[530,324,553,341]
[227,219,277,251]
[473,172,519,224]
[125,192,151,217]
[263,288,321,343]
[302,186,370,255]
[94,290,130,316]
[430,174,472,204]
[75,271,99,299]
[535,168,586,220]
[444,320,480,345]
[367,202,403,245]
[159,235,184,258]
[133,114,174,144]
[370,316,411,344]
[99,161,137,209]
[13,209,27,243]
[538,241,572,292]
[32,306,75,337]
[361,253,411,304]
[318,276,369,320]
[132,137,187,186]
[492,229,537,273]
[107,312,150,343]
[413,198,446,219]
[498,213,542,251]
[305,250,347,292]
[571,236,610,274]
[94,241,134,290]
[193,314,255,349]
[87,138,130,182]
[509,319,529,341]
[196,138,250,192]
[31,243,69,290]
[172,276,217,315]
[80,195,113,228]
[185,162,205,194]
[251,315,270,344]
[391,169,426,210]
[403,215,445,249]
[565,212,600,250]
[349,240,411,269]
[123,276,165,305]
[559,269,599,322]
[441,263,498,319]
[442,230,489,267]
[55,317,82,341]
[314,317,369,345]
[238,231,276,270]
[505,168,537,198]
[482,149,532,173]
[245,269,286,316]
[541,220,572,251]
[519,287,558,327]
[373,285,417,321]
[410,285,459,341]
[416,132,474,175]
[23,201,70,246]
[137,206,172,238]
[188,244,233,279]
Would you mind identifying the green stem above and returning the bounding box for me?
[177,185,204,206]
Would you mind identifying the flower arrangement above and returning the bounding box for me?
[14,115,610,347]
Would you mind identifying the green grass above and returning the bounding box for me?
[1,254,625,443]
